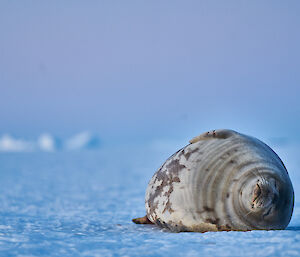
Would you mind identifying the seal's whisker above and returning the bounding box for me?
[257,168,269,187]
[244,208,255,219]
[250,168,268,187]
[254,168,267,185]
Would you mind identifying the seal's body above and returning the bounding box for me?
[133,129,294,232]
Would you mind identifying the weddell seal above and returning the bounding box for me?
[132,129,294,232]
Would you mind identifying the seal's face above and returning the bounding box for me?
[248,177,294,229]
[251,179,278,218]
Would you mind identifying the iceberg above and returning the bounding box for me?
[0,132,101,153]
[64,132,100,150]
[0,134,35,152]
[37,133,56,152]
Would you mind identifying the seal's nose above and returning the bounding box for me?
[252,183,262,204]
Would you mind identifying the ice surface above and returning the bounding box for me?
[0,143,299,257]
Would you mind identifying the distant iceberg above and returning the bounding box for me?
[64,131,100,150]
[0,134,35,152]
[37,133,56,152]
[0,132,101,153]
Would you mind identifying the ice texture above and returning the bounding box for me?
[0,143,299,257]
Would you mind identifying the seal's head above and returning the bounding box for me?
[240,174,294,230]
[251,179,279,217]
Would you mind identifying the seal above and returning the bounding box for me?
[132,129,294,232]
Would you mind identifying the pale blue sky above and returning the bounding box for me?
[0,1,299,143]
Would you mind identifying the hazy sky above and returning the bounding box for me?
[1,1,300,142]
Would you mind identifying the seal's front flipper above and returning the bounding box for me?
[132,215,153,224]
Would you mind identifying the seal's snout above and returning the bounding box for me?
[252,183,262,205]
[250,179,279,217]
